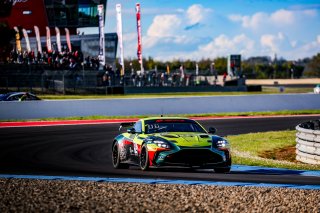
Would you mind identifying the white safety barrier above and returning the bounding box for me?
[1,94,320,120]
[296,120,320,164]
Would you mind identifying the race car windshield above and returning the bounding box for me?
[145,120,206,134]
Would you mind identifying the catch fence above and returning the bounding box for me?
[0,64,222,94]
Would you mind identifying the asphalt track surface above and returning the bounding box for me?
[1,115,320,185]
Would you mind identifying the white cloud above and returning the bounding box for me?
[114,3,319,61]
[144,14,182,48]
[259,32,320,60]
[293,35,320,59]
[147,15,181,37]
[302,9,317,17]
[229,12,268,29]
[228,14,243,22]
[243,12,268,29]
[176,8,185,13]
[143,6,210,49]
[229,8,317,30]
[186,4,213,25]
[270,9,295,25]
[183,34,256,60]
[107,7,186,16]
[128,4,210,57]
[260,32,295,58]
[152,33,320,61]
[291,40,297,48]
[260,33,285,52]
[123,32,137,42]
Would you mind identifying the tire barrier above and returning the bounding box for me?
[296,119,320,164]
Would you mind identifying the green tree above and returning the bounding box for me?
[241,61,255,78]
[145,56,155,70]
[213,57,227,75]
[197,58,213,75]
[303,53,320,77]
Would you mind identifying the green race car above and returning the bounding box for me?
[112,117,231,173]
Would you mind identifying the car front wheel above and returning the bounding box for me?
[140,144,149,171]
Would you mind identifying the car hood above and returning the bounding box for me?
[154,132,212,147]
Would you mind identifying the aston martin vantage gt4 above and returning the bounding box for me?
[112,117,231,173]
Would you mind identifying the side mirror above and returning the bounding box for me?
[127,128,136,134]
[208,127,217,134]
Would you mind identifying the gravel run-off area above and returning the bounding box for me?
[0,178,319,212]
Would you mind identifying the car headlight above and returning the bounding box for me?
[153,140,170,149]
[216,140,230,149]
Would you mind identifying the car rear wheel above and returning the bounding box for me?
[112,142,129,169]
[140,144,149,171]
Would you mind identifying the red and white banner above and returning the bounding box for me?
[22,28,31,52]
[97,4,105,68]
[180,65,185,78]
[55,27,62,53]
[64,28,72,52]
[46,26,52,53]
[136,3,144,73]
[116,4,125,76]
[34,26,42,54]
[196,63,199,76]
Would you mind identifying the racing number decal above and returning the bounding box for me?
[134,143,138,156]
[133,135,144,157]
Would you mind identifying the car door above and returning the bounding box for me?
[129,121,147,164]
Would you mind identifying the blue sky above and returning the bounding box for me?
[82,0,320,61]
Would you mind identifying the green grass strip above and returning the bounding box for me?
[227,130,320,170]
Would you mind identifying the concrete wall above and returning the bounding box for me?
[246,78,320,85]
[0,94,320,120]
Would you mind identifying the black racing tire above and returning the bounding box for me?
[139,144,149,171]
[214,167,231,173]
[112,142,129,169]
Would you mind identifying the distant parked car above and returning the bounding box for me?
[314,84,320,94]
[0,92,41,101]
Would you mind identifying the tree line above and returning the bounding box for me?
[118,54,320,79]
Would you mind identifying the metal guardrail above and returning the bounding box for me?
[296,120,320,164]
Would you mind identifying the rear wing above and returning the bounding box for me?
[119,122,135,131]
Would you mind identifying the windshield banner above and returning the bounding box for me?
[22,28,31,52]
[98,4,105,68]
[64,28,72,52]
[116,4,125,76]
[136,3,144,73]
[55,27,62,53]
[34,26,42,54]
[46,26,52,53]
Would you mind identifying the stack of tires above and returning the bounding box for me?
[296,120,320,164]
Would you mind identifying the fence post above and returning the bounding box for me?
[62,72,66,95]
